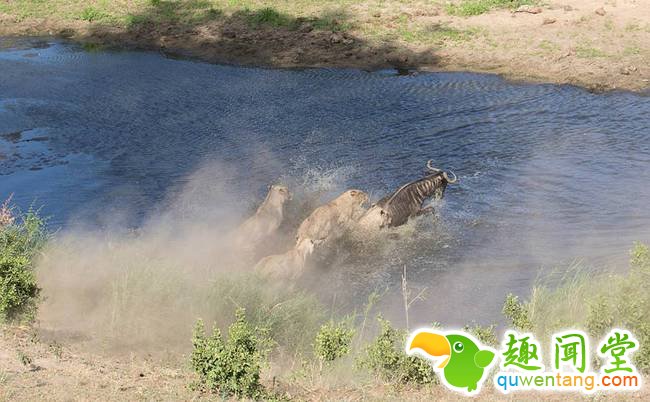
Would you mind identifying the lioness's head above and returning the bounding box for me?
[336,189,369,208]
[268,184,292,203]
[357,205,391,229]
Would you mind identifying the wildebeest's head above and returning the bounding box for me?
[425,160,457,200]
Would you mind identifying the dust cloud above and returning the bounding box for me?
[34,160,397,355]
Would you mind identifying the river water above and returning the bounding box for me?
[1,37,649,326]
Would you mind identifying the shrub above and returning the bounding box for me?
[191,309,270,398]
[463,323,498,347]
[0,208,47,323]
[502,293,533,331]
[314,319,355,363]
[358,317,436,385]
[631,241,649,269]
[502,243,650,373]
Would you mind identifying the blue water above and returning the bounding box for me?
[2,37,649,324]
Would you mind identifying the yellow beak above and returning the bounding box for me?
[408,331,451,368]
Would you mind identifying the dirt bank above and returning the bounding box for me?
[1,0,649,92]
[3,326,646,401]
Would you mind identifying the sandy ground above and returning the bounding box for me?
[2,325,649,401]
[0,0,648,91]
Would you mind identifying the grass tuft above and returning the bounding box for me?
[79,7,110,23]
[445,0,537,17]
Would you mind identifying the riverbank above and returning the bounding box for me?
[1,0,649,92]
[1,204,650,400]
[2,327,647,401]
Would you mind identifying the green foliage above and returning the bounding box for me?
[502,293,533,332]
[575,45,608,59]
[446,0,536,16]
[244,7,293,28]
[314,320,355,362]
[463,323,498,347]
[585,295,614,337]
[127,0,222,26]
[400,23,474,44]
[311,10,353,32]
[79,7,109,22]
[0,209,47,323]
[504,243,650,373]
[631,242,649,269]
[191,309,270,398]
[358,317,436,385]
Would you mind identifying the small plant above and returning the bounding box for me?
[463,323,498,347]
[575,45,608,58]
[446,0,537,17]
[585,295,614,337]
[246,7,292,28]
[630,242,649,269]
[191,309,270,399]
[0,197,14,227]
[314,320,355,363]
[358,317,436,385]
[17,350,32,366]
[49,341,64,359]
[79,7,108,23]
[502,293,533,331]
[125,14,151,27]
[0,206,47,323]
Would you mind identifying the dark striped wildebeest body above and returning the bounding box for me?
[358,160,457,229]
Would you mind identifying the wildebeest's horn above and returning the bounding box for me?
[426,160,441,172]
[443,171,458,183]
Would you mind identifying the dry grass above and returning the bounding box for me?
[1,1,648,91]
[0,196,14,228]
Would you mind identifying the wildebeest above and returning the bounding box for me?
[357,161,457,229]
[231,184,292,249]
[255,189,369,279]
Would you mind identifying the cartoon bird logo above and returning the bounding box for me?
[406,329,496,395]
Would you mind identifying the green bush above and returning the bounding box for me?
[463,323,498,347]
[314,319,355,362]
[357,317,436,385]
[0,208,47,323]
[502,243,650,373]
[502,293,533,331]
[191,309,270,398]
